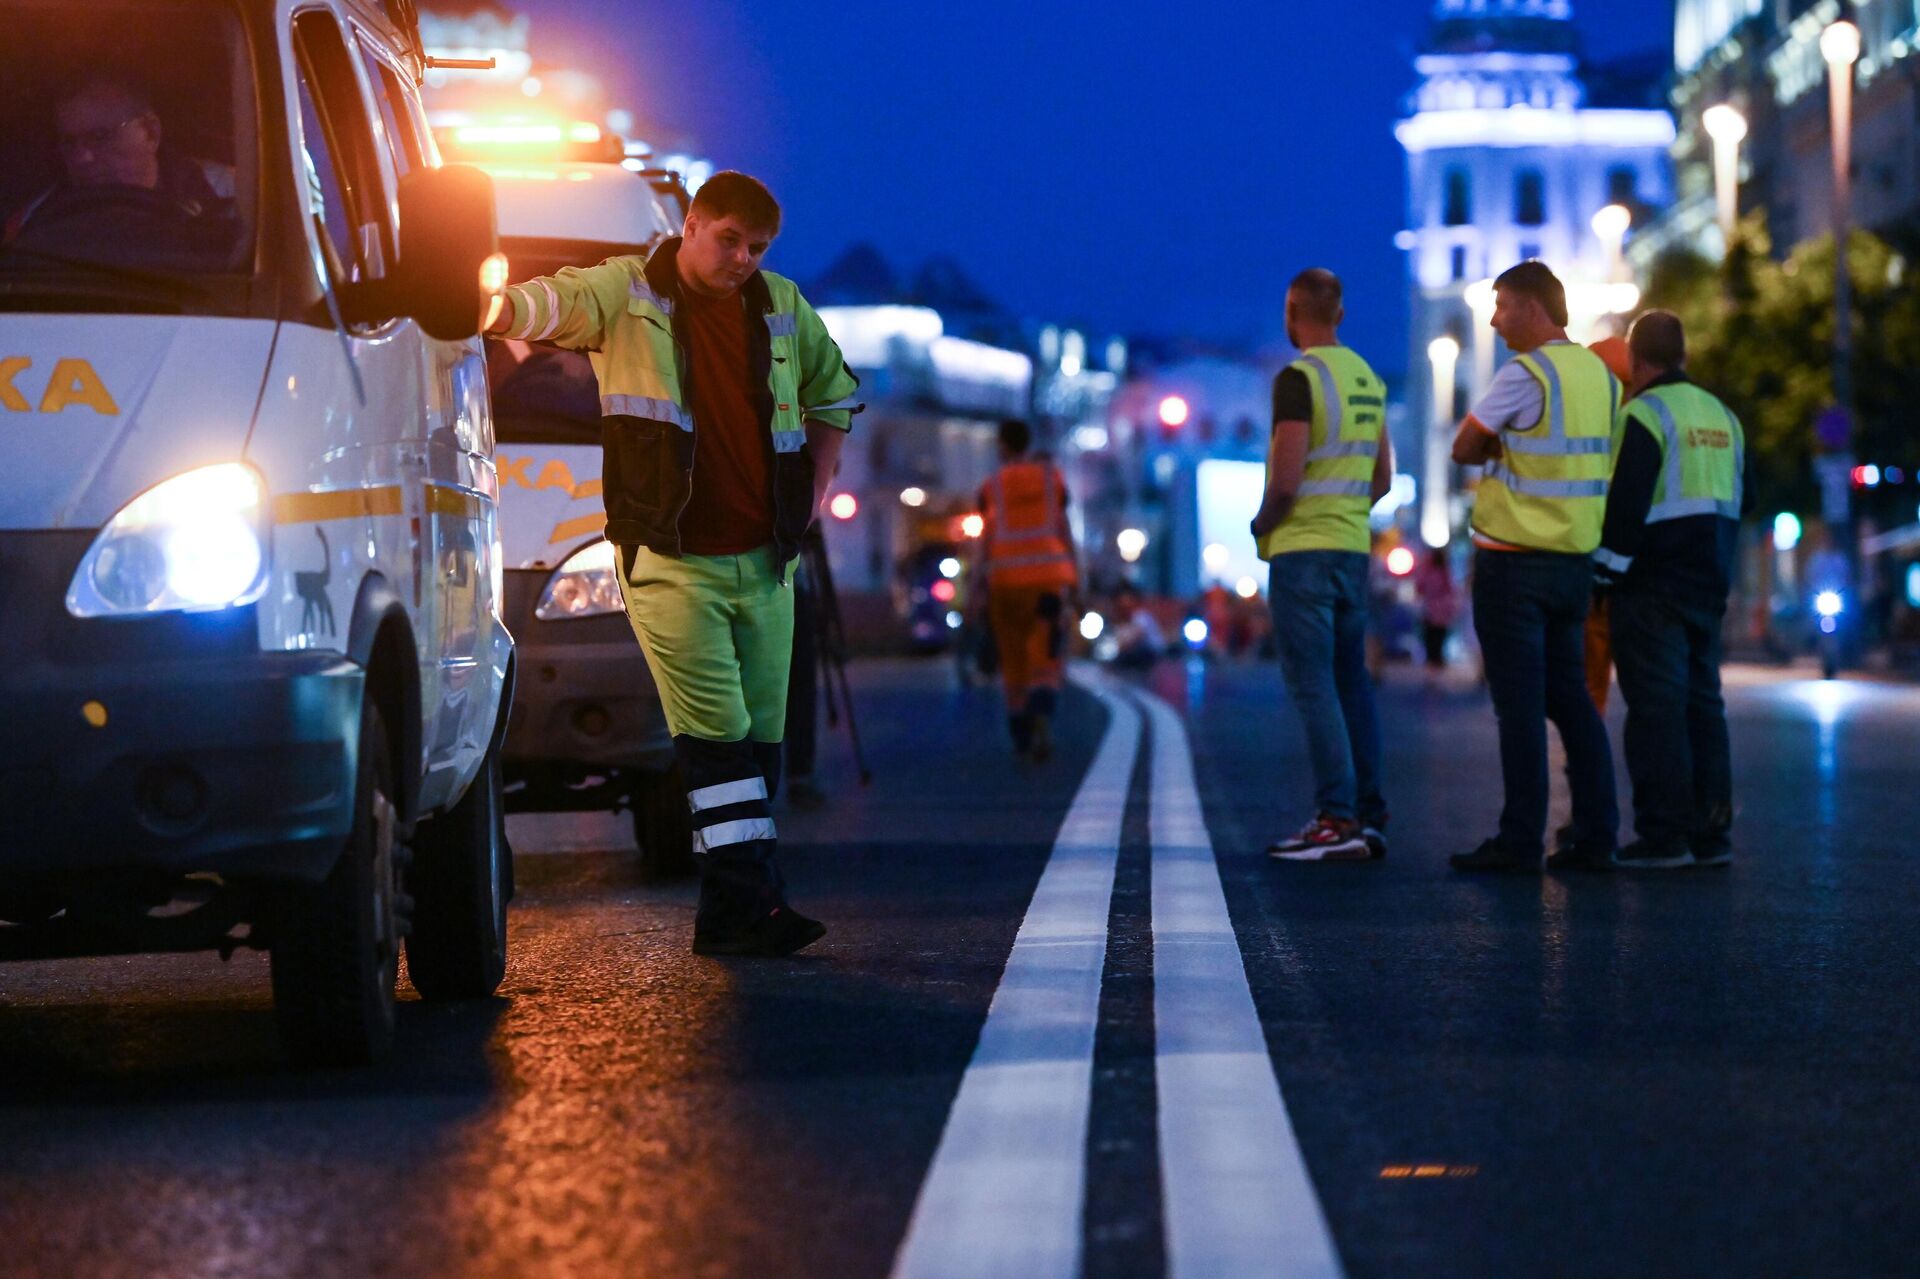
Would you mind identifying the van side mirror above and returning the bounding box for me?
[388,164,500,341]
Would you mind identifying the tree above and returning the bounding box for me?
[1640,216,1920,521]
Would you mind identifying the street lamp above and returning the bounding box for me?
[1701,103,1748,250]
[1822,19,1860,424]
[1591,203,1632,282]
[1423,335,1460,548]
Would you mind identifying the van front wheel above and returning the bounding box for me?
[271,701,406,1066]
[406,740,511,1001]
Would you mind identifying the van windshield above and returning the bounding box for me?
[0,1,255,310]
[488,341,603,446]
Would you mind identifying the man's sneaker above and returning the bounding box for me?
[692,905,828,957]
[1546,837,1615,872]
[1362,826,1389,860]
[1267,815,1371,862]
[1689,843,1734,869]
[1449,838,1541,874]
[1613,839,1692,871]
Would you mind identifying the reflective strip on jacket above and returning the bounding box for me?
[1259,344,1386,559]
[1593,382,1745,576]
[983,460,1077,590]
[497,237,863,564]
[1470,343,1618,555]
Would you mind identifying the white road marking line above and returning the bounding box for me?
[891,669,1141,1279]
[1132,687,1346,1279]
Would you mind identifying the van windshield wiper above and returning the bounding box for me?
[0,245,215,301]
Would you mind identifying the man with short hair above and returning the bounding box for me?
[487,171,861,955]
[6,76,235,242]
[1252,268,1394,861]
[1448,260,1619,873]
[976,418,1078,760]
[1596,310,1747,870]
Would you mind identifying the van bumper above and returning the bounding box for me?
[500,569,676,778]
[0,650,365,887]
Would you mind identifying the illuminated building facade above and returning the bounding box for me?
[1397,0,1675,546]
[1637,0,1920,265]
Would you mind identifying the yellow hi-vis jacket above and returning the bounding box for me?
[1471,343,1619,554]
[497,237,861,564]
[1259,345,1387,558]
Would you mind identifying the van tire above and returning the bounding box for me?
[631,764,694,882]
[406,740,511,1001]
[271,701,406,1066]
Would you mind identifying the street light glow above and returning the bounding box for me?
[1427,335,1460,365]
[900,486,927,507]
[1158,395,1191,428]
[1821,20,1861,68]
[1702,103,1748,145]
[829,493,859,521]
[1116,528,1148,562]
[1591,203,1632,244]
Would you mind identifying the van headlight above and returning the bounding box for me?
[67,463,269,618]
[534,539,623,620]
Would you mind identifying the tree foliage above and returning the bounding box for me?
[1640,217,1920,518]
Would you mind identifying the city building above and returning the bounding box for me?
[1637,0,1920,266]
[1396,0,1675,546]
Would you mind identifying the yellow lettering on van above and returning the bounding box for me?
[0,357,29,412]
[38,359,118,415]
[534,459,576,492]
[497,455,533,488]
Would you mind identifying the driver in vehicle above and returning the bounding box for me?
[4,75,235,244]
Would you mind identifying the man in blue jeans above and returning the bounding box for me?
[1251,269,1395,862]
[1447,261,1619,872]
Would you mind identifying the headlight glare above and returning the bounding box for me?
[534,539,624,620]
[67,463,269,618]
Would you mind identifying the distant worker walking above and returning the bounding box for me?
[1252,268,1394,862]
[1596,311,1747,870]
[487,172,861,955]
[1448,260,1619,873]
[976,419,1079,760]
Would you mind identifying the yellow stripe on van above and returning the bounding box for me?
[272,486,405,523]
[426,483,488,517]
[272,483,488,525]
[548,512,607,544]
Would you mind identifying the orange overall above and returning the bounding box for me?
[980,460,1077,738]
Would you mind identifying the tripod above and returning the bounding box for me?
[799,528,873,786]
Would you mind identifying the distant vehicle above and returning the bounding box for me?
[896,541,966,654]
[0,0,514,1065]
[475,157,693,879]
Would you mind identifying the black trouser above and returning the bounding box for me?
[1471,549,1619,854]
[1608,589,1733,854]
[1421,623,1449,668]
[674,734,787,937]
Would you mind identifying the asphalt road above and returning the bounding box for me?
[1,656,1916,1279]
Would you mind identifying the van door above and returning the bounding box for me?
[280,9,445,786]
[358,36,500,806]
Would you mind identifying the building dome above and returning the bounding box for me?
[1424,0,1579,56]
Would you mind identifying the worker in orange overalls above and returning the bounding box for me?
[1585,335,1634,711]
[975,418,1079,761]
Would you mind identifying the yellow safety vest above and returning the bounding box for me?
[1628,382,1746,523]
[1260,345,1386,558]
[1471,343,1618,554]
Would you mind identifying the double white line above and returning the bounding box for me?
[891,668,1342,1279]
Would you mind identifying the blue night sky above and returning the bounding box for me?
[511,0,1676,375]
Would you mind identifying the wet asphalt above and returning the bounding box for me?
[1,657,1916,1278]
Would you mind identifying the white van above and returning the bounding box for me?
[475,159,695,879]
[0,0,514,1064]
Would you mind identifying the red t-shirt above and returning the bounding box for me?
[677,288,773,555]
